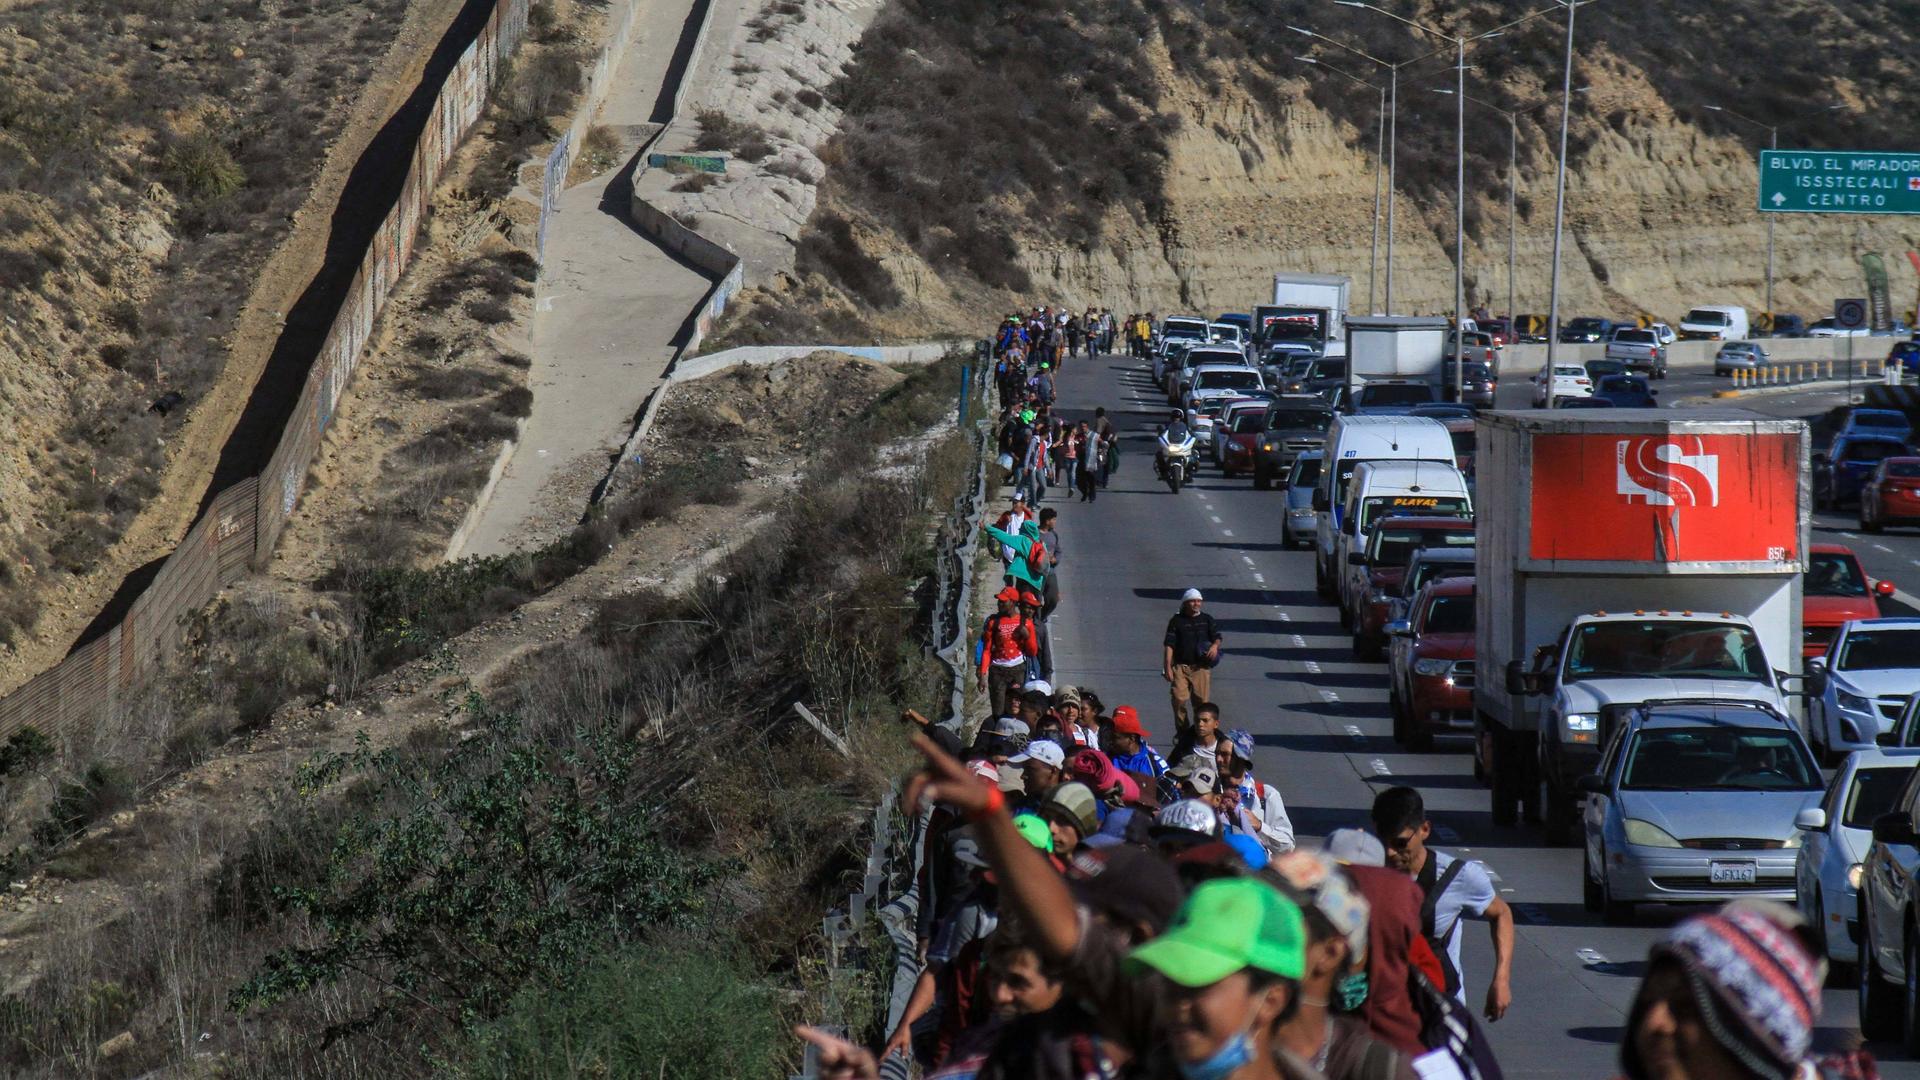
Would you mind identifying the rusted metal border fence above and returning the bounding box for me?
[0,0,529,749]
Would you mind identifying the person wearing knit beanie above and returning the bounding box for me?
[1621,900,1872,1080]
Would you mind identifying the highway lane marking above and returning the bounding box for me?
[1277,612,1292,621]
[1242,556,1256,566]
[1250,571,1263,582]
[1575,948,1609,967]
[1223,529,1235,537]
[1369,758,1391,777]
[1211,515,1223,523]
[1291,634,1306,647]
[1344,724,1365,740]
[1873,542,1894,553]
[1513,903,1552,925]
[1304,660,1321,673]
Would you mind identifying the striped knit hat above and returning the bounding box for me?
[1646,901,1822,1080]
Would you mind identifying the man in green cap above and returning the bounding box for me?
[1125,878,1316,1080]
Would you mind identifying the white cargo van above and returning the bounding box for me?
[1678,305,1749,342]
[1313,415,1455,599]
[1337,460,1473,617]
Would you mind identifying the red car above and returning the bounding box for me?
[1217,408,1267,478]
[1860,456,1920,532]
[1802,543,1895,657]
[1348,516,1477,657]
[1387,576,1475,752]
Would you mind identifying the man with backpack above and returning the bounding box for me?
[1370,786,1514,1024]
[977,586,1039,718]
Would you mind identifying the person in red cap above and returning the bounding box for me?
[1106,706,1169,796]
[978,587,1039,717]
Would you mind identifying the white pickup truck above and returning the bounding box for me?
[1603,327,1668,379]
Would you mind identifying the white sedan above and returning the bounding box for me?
[1531,364,1593,407]
[1794,749,1920,966]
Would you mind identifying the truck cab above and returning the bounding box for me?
[1505,611,1795,838]
[1473,409,1810,842]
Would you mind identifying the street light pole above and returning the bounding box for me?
[1544,0,1577,404]
[1289,27,1453,315]
[1703,102,1841,326]
[1334,1,1571,401]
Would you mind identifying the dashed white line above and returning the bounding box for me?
[1344,725,1365,740]
[1210,515,1223,524]
[1222,529,1235,537]
[1290,634,1306,647]
[1278,612,1292,622]
[1575,948,1610,967]
[1242,555,1256,566]
[1873,542,1894,553]
[1369,758,1392,776]
[1251,572,1263,582]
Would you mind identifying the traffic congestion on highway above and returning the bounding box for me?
[818,301,1920,1080]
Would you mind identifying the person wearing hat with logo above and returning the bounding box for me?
[1216,728,1295,855]
[978,587,1039,719]
[1152,798,1225,856]
[1106,705,1169,799]
[1268,851,1417,1080]
[1164,589,1223,736]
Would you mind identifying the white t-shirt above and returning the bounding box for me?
[1426,850,1496,1001]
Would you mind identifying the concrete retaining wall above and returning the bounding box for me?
[1503,337,1909,372]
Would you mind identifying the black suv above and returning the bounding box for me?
[1559,317,1622,344]
[1253,396,1333,490]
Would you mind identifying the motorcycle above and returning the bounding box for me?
[1157,429,1196,493]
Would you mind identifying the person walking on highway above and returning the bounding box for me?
[1163,588,1222,737]
[1093,406,1116,486]
[1218,729,1295,855]
[1370,786,1514,1023]
[978,586,1039,718]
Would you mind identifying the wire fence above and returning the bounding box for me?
[0,0,531,749]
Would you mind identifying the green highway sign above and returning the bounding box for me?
[1760,150,1920,214]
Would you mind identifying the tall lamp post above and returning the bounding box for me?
[1331,0,1574,402]
[1296,56,1388,315]
[1287,26,1452,316]
[1702,102,1843,324]
[1431,87,1588,356]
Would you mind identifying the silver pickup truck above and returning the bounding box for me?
[1603,327,1668,378]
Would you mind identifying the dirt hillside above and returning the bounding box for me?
[716,0,1920,335]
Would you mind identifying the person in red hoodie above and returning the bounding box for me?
[978,586,1039,717]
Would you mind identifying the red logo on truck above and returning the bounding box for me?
[1616,437,1719,507]
[1530,432,1799,563]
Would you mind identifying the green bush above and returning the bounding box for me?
[160,129,247,203]
[230,701,723,1028]
[445,940,784,1080]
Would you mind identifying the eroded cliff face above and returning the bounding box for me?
[1011,48,1920,322]
[714,0,1920,342]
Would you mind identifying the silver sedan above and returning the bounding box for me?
[1580,703,1824,923]
[1713,341,1770,375]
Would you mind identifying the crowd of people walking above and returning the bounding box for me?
[791,310,1880,1080]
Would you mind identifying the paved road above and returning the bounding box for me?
[1041,351,1920,1078]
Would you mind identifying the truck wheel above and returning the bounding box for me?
[1599,851,1632,926]
[1862,902,1902,1041]
[1488,730,1520,827]
[1544,784,1577,846]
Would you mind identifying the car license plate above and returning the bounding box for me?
[1709,861,1757,885]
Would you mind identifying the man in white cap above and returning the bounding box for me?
[1162,587,1222,736]
[1008,738,1066,805]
